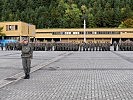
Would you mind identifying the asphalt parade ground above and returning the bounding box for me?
[0,50,133,100]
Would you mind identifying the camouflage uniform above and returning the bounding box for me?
[113,41,117,51]
[21,40,33,79]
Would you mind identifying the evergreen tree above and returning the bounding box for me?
[63,3,82,28]
[0,27,5,37]
[0,0,133,28]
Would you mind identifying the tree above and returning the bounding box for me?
[81,5,88,27]
[0,0,3,20]
[63,3,82,28]
[88,13,96,28]
[57,0,67,28]
[120,4,132,20]
[0,27,6,39]
[0,0,133,28]
[0,27,3,35]
[124,18,133,28]
[102,2,114,27]
[118,22,127,28]
[113,7,121,27]
[94,4,103,27]
[119,18,133,28]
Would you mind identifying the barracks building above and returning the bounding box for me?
[0,21,133,44]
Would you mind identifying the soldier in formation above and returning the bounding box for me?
[113,41,117,51]
[117,39,133,51]
[2,39,133,51]
[1,41,111,51]
[0,43,4,50]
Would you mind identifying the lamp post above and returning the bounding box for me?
[81,5,87,43]
[84,18,86,43]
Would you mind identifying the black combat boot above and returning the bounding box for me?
[24,74,30,79]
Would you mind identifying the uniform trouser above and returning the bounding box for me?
[1,47,3,50]
[127,46,130,51]
[86,47,88,51]
[92,47,95,51]
[114,47,116,51]
[79,47,82,51]
[131,47,133,51]
[89,47,92,51]
[96,47,98,51]
[99,47,102,51]
[83,47,85,51]
[22,57,31,75]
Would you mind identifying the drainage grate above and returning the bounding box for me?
[5,78,17,81]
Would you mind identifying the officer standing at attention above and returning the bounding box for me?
[21,38,33,79]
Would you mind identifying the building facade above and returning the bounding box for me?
[0,21,35,41]
[36,28,133,44]
[1,21,133,44]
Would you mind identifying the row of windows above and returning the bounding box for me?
[126,31,133,33]
[52,31,120,35]
[6,25,18,31]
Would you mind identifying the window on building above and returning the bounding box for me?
[73,32,78,34]
[6,25,8,31]
[92,32,96,34]
[6,25,18,31]
[79,32,84,34]
[15,25,18,30]
[126,31,133,33]
[9,25,13,30]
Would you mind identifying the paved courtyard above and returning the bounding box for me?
[0,50,133,100]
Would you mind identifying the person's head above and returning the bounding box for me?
[23,38,28,45]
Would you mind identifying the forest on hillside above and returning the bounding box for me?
[0,0,133,28]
